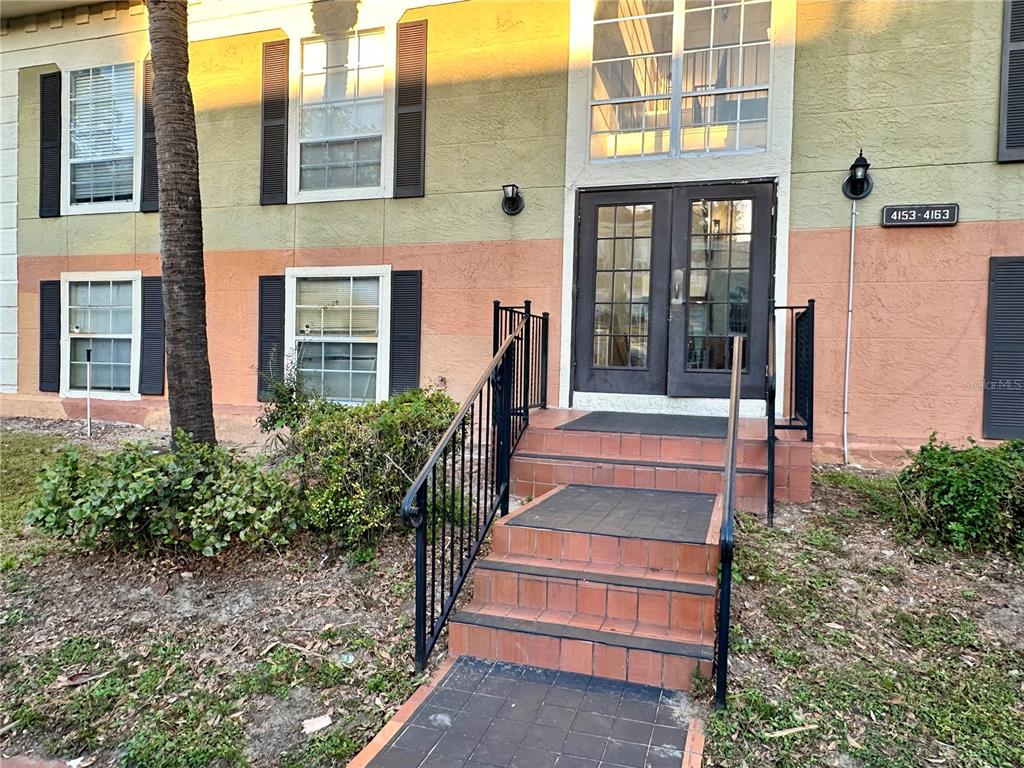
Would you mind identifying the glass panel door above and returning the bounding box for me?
[667,183,771,398]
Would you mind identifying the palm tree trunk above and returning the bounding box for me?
[146,0,216,444]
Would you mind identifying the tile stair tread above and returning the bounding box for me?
[452,607,714,661]
[514,451,769,474]
[525,424,768,442]
[479,553,718,595]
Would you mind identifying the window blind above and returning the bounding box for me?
[69,64,136,204]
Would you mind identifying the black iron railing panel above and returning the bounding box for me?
[402,302,548,671]
[792,302,815,439]
[495,301,549,415]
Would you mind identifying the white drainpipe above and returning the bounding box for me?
[842,200,857,465]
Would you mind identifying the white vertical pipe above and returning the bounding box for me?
[86,349,92,439]
[842,200,857,465]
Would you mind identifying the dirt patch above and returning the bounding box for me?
[1,529,424,766]
[243,687,321,764]
[0,416,269,455]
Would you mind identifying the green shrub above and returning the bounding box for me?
[256,372,341,435]
[896,435,1024,552]
[27,431,301,555]
[294,388,458,547]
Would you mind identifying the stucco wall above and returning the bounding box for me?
[789,0,1024,462]
[5,0,570,437]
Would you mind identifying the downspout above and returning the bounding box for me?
[842,200,857,465]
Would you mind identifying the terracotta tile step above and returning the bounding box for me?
[511,454,767,510]
[516,426,769,468]
[481,553,718,594]
[474,561,717,634]
[514,451,770,478]
[449,609,714,691]
[491,521,719,576]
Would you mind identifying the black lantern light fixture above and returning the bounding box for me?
[501,183,525,216]
[842,149,873,200]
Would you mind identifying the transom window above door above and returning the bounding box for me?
[298,30,386,193]
[590,0,771,160]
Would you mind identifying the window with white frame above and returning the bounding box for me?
[68,64,136,205]
[590,0,771,160]
[65,278,138,393]
[298,30,386,192]
[290,273,387,403]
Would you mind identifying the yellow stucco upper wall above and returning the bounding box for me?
[15,0,569,257]
[790,0,1024,229]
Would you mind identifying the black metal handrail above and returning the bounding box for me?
[715,335,743,709]
[401,302,548,671]
[765,300,815,526]
[494,300,549,413]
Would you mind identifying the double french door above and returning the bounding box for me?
[574,182,772,399]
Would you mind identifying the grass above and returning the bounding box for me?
[702,472,1024,768]
[0,431,66,541]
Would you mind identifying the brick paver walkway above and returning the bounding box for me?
[365,657,697,768]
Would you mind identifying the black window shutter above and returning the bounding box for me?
[140,60,159,212]
[38,72,61,218]
[39,280,61,392]
[394,20,427,198]
[261,40,289,205]
[983,256,1024,438]
[139,276,165,395]
[999,0,1024,161]
[258,275,286,401]
[390,270,422,395]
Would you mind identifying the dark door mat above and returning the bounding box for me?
[366,656,693,768]
[557,411,729,438]
[507,485,715,544]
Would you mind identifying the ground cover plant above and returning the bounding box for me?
[27,431,301,556]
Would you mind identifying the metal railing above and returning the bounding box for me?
[494,300,549,414]
[400,302,548,671]
[715,335,743,709]
[766,300,815,526]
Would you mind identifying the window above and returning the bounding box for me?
[60,272,142,398]
[592,204,653,368]
[285,268,391,403]
[686,198,752,370]
[298,30,386,193]
[68,64,137,205]
[590,0,771,160]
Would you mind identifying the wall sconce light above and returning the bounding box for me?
[501,183,525,216]
[842,150,873,200]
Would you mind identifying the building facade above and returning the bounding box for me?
[1,0,1022,462]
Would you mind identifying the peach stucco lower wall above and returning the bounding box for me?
[789,219,1024,465]
[3,239,563,442]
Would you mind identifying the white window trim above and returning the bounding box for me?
[587,0,773,164]
[59,270,143,400]
[284,265,392,403]
[286,28,397,205]
[60,59,144,216]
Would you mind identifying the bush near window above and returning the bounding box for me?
[27,431,301,555]
[896,435,1024,552]
[285,387,458,547]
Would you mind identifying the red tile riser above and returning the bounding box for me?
[490,524,716,577]
[452,623,711,691]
